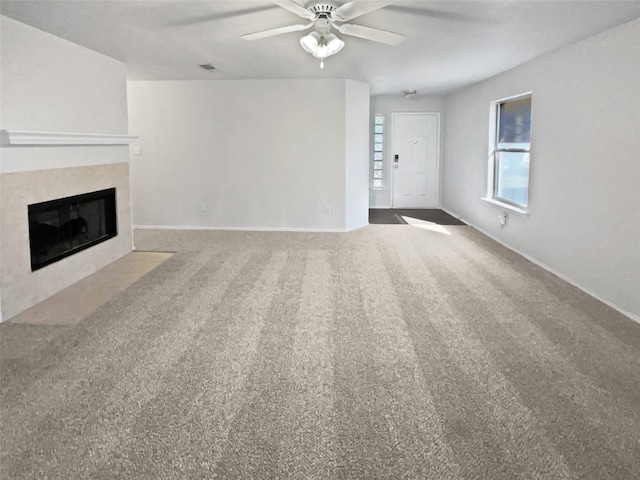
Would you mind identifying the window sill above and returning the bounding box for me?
[481,197,529,216]
[370,187,388,191]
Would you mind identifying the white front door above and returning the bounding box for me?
[392,113,440,208]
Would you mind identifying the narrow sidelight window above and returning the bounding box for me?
[372,114,384,188]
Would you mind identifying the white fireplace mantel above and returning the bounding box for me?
[0,130,138,146]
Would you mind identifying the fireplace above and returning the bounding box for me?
[28,188,118,271]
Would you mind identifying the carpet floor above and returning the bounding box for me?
[1,225,639,479]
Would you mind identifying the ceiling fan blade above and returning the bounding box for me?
[242,23,312,41]
[332,1,392,22]
[271,0,315,20]
[168,5,278,27]
[337,23,406,46]
[384,5,485,23]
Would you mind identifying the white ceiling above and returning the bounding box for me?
[1,0,639,95]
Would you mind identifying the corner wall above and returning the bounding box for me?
[345,80,370,231]
[0,16,133,321]
[442,18,640,320]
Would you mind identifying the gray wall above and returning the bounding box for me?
[127,79,369,232]
[442,18,640,320]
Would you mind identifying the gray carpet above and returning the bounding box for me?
[2,225,639,479]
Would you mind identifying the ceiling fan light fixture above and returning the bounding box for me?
[244,1,405,70]
[314,36,330,58]
[301,31,344,68]
[300,31,321,53]
[325,33,345,55]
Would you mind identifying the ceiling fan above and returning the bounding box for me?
[242,0,405,68]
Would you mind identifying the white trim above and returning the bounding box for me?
[133,224,363,233]
[0,130,138,146]
[440,206,640,326]
[481,197,529,216]
[390,112,441,208]
[494,91,534,104]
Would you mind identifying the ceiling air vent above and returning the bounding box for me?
[199,64,216,71]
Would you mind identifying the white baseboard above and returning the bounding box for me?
[133,224,354,233]
[440,207,640,326]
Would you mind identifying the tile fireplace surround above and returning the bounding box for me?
[0,162,133,321]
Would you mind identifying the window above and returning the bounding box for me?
[372,114,384,188]
[489,94,532,210]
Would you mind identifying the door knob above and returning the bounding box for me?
[394,154,399,163]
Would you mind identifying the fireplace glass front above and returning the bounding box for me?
[28,188,117,271]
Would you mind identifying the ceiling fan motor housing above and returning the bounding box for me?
[305,1,340,17]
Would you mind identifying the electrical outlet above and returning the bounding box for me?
[499,212,508,228]
[324,204,332,214]
[200,203,206,212]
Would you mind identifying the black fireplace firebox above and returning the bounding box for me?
[28,188,117,271]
